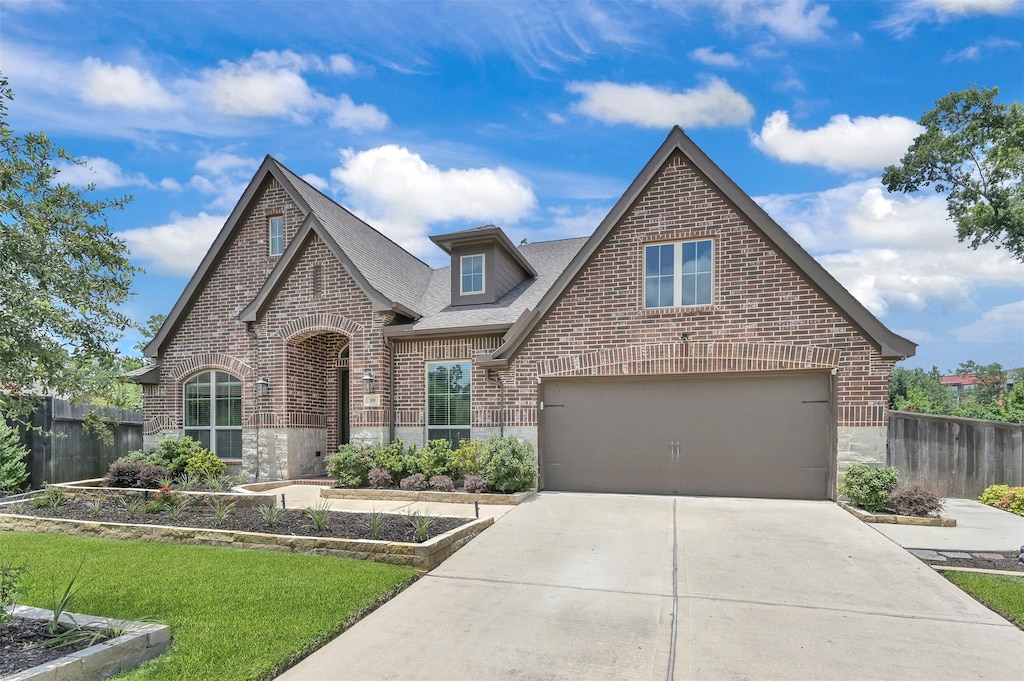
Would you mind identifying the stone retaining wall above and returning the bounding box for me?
[319,487,535,506]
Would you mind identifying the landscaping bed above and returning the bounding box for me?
[913,550,1024,574]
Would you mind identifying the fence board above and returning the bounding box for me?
[888,411,1023,498]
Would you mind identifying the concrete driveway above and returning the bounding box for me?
[277,493,1024,681]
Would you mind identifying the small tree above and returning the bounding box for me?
[883,86,1024,261]
[0,421,29,493]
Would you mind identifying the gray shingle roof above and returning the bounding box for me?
[273,161,434,314]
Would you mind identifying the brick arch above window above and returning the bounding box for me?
[169,353,256,382]
[278,314,364,343]
[535,342,841,378]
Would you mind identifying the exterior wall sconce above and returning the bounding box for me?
[255,377,270,397]
[362,370,376,395]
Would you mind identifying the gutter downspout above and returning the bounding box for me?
[486,369,505,437]
[386,337,396,443]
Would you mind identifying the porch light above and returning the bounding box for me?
[255,377,270,397]
[362,370,376,395]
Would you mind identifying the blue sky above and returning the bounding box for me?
[2,0,1022,372]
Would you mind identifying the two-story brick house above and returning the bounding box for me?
[132,127,915,499]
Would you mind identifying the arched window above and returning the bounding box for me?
[183,371,242,459]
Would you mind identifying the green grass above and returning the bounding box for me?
[945,571,1024,629]
[1,532,417,680]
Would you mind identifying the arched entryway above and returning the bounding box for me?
[285,331,350,454]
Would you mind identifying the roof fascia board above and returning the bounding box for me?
[125,362,161,384]
[144,156,312,357]
[382,323,511,340]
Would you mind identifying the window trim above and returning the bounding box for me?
[459,253,485,296]
[643,238,714,309]
[425,360,472,446]
[182,370,243,460]
[269,215,285,256]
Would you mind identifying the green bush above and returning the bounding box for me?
[979,484,1011,507]
[184,449,227,482]
[452,439,484,478]
[150,436,208,475]
[0,421,29,494]
[839,464,899,512]
[326,444,373,488]
[1008,489,1024,516]
[369,439,405,476]
[419,439,454,479]
[479,435,537,493]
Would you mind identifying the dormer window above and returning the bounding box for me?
[460,254,485,295]
[269,216,284,256]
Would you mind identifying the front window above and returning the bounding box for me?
[460,254,484,295]
[269,216,284,256]
[427,361,471,447]
[644,239,713,308]
[183,371,242,459]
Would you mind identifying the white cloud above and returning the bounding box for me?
[159,177,183,192]
[755,178,1023,316]
[301,173,329,191]
[951,300,1024,343]
[689,46,744,68]
[751,110,923,172]
[195,151,259,176]
[706,0,837,41]
[190,151,262,210]
[119,212,227,274]
[547,112,567,124]
[328,94,389,131]
[330,145,537,255]
[56,156,150,188]
[196,58,322,118]
[329,54,357,74]
[942,37,1021,63]
[567,78,754,128]
[879,0,1020,36]
[80,58,177,110]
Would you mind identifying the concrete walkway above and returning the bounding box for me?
[276,493,1024,681]
[867,498,1024,551]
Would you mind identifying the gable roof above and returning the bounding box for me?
[481,126,917,366]
[429,225,539,277]
[145,156,433,357]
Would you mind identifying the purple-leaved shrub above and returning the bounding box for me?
[400,473,428,491]
[462,475,488,494]
[368,467,393,489]
[428,475,454,492]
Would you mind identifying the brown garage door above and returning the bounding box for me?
[539,372,832,499]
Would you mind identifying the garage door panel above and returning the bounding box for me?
[540,373,831,499]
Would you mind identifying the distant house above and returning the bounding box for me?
[131,127,915,499]
[941,374,981,399]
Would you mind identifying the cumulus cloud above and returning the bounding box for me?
[80,58,177,110]
[689,46,744,68]
[755,179,1023,316]
[879,0,1019,36]
[951,300,1024,343]
[56,156,150,188]
[942,37,1020,63]
[329,54,357,74]
[567,78,754,128]
[119,212,227,274]
[706,0,836,41]
[330,145,537,255]
[189,151,262,210]
[329,94,389,131]
[751,110,923,172]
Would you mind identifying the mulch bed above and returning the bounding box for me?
[0,619,106,677]
[917,551,1024,573]
[1,497,471,543]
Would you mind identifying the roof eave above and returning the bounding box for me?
[382,322,512,340]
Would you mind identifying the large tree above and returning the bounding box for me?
[882,86,1024,261]
[0,76,139,422]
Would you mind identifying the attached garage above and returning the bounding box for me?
[539,372,833,499]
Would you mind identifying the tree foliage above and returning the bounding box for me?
[0,76,139,422]
[882,86,1024,261]
[889,362,1022,424]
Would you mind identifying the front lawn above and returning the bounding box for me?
[945,571,1024,629]
[2,531,417,680]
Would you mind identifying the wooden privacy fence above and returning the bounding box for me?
[18,397,143,489]
[887,410,1023,498]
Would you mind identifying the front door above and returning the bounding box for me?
[338,367,350,445]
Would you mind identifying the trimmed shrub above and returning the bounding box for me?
[0,421,29,494]
[479,435,537,493]
[326,444,373,488]
[138,465,171,489]
[369,440,405,477]
[184,449,227,482]
[399,473,428,491]
[104,460,145,488]
[993,487,1020,511]
[462,475,488,494]
[428,475,454,492]
[1007,488,1024,516]
[885,482,943,517]
[150,436,208,475]
[839,464,899,512]
[419,439,455,479]
[452,439,484,478]
[368,467,393,489]
[979,484,1011,507]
